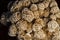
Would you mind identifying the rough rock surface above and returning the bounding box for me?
[0,0,60,40]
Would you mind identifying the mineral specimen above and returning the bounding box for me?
[0,0,60,40]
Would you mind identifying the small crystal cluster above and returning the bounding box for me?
[0,0,60,40]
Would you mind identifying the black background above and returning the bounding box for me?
[0,0,17,40]
[0,0,60,40]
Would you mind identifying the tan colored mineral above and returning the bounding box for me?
[50,6,59,14]
[30,0,39,3]
[34,30,46,39]
[16,20,28,31]
[47,20,59,32]
[33,11,40,19]
[22,8,34,22]
[9,12,21,23]
[22,0,31,7]
[1,0,60,40]
[8,24,17,36]
[30,4,38,11]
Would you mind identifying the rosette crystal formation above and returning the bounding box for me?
[0,0,60,40]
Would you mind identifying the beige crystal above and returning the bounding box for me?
[47,20,59,32]
[22,8,34,22]
[2,0,60,40]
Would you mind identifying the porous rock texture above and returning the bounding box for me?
[0,0,60,40]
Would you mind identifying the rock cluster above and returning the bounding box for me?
[0,0,60,40]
